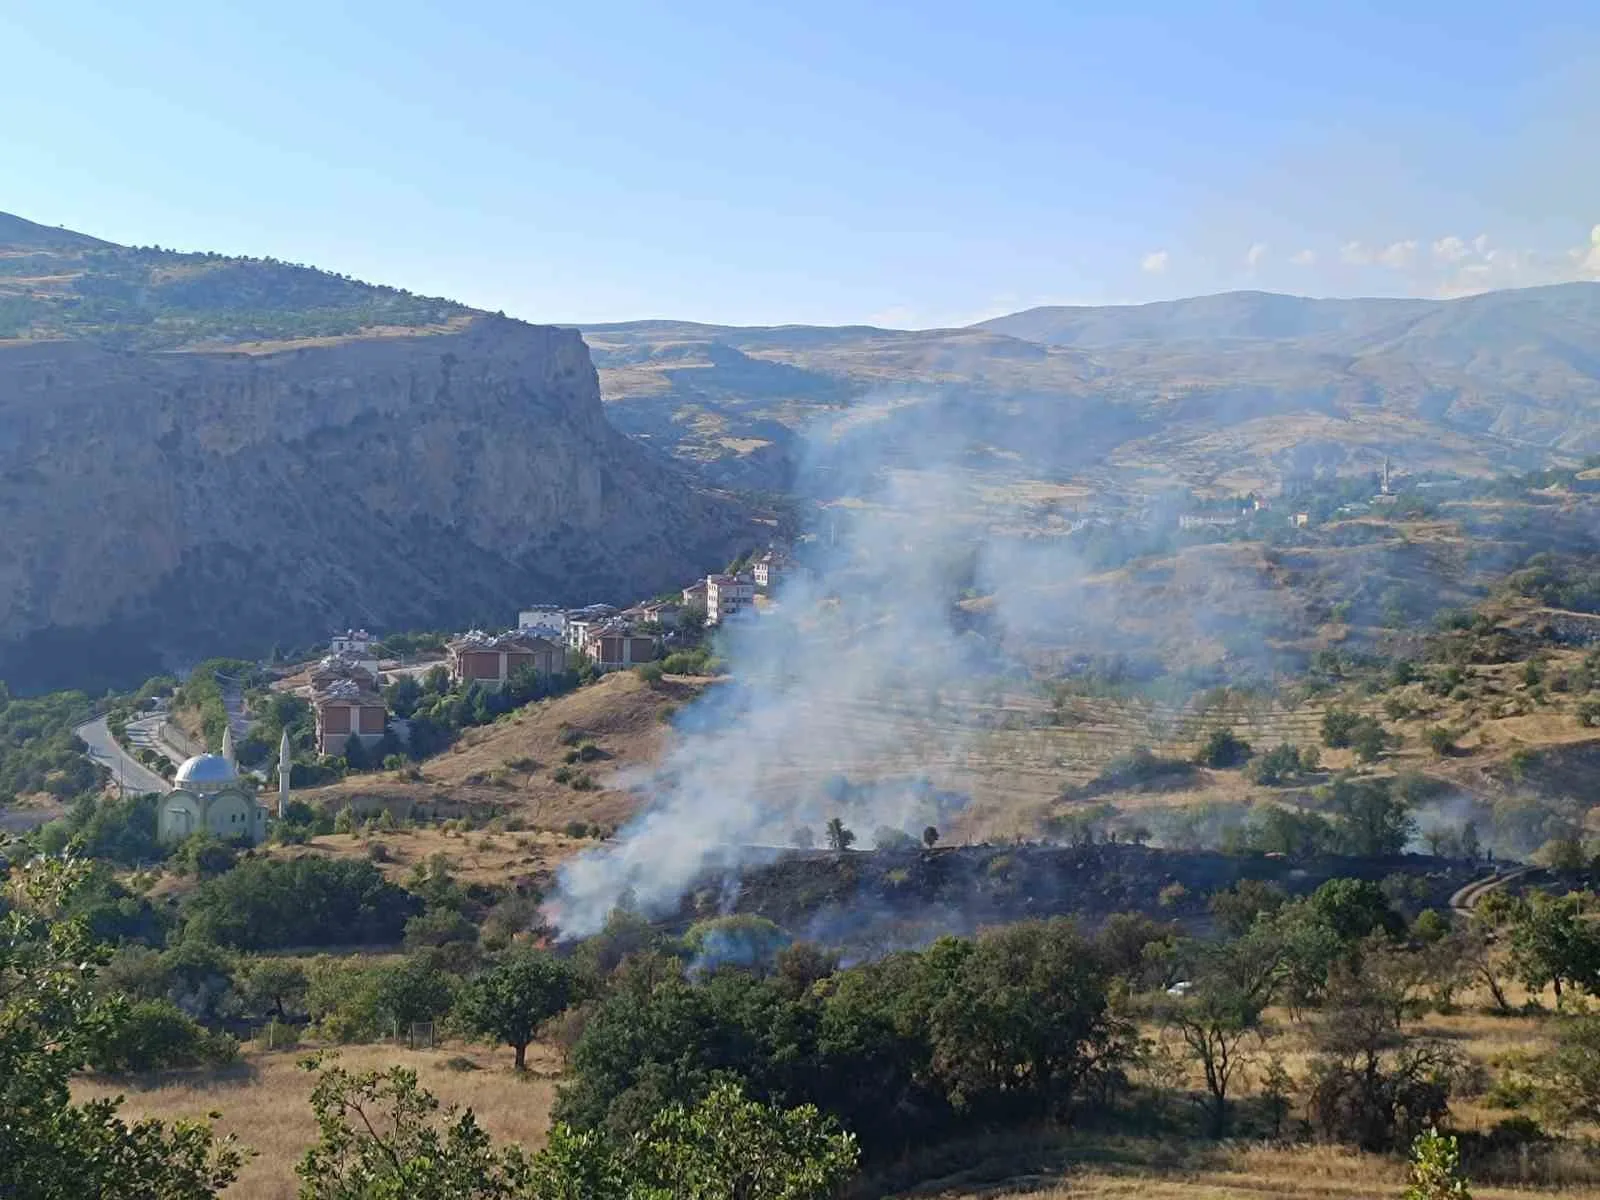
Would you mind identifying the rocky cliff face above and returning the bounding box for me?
[0,315,750,692]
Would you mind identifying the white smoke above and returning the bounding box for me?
[544,392,1303,937]
[545,398,1031,936]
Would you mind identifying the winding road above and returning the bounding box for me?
[76,714,172,796]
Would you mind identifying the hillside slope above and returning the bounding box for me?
[584,284,1600,494]
[0,215,751,692]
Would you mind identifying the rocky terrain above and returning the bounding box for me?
[584,283,1600,494]
[0,213,752,692]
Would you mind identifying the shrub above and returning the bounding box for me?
[1245,742,1304,786]
[182,856,422,950]
[1196,728,1252,769]
[1425,726,1457,757]
[1322,708,1361,748]
[87,999,237,1074]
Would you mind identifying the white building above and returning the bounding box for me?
[564,604,618,650]
[330,628,375,656]
[518,604,567,642]
[751,549,791,591]
[158,754,269,846]
[705,573,755,625]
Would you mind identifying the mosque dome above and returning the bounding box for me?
[175,753,239,788]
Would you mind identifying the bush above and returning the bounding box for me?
[635,662,664,685]
[182,856,422,950]
[1424,726,1457,757]
[87,999,238,1074]
[1196,728,1252,769]
[1322,708,1362,748]
[1245,742,1305,786]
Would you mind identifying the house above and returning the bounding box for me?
[751,549,793,591]
[310,652,379,692]
[562,604,618,651]
[517,604,567,642]
[705,573,755,625]
[447,630,566,690]
[580,619,660,671]
[560,604,614,652]
[1289,512,1311,528]
[313,678,390,757]
[681,579,709,608]
[621,599,682,629]
[330,628,375,656]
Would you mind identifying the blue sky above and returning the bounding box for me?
[4,1,1598,326]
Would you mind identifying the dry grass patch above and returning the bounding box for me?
[897,1135,1600,1200]
[262,825,590,888]
[74,1040,560,1200]
[303,671,707,832]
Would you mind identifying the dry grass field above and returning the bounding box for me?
[75,1041,561,1200]
[299,670,708,831]
[266,824,591,888]
[909,1139,1600,1199]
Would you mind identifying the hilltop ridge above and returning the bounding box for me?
[583,282,1600,493]
[0,215,750,692]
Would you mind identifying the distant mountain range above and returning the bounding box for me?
[583,283,1600,494]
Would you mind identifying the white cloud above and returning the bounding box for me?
[1432,235,1470,264]
[1244,242,1268,270]
[1339,241,1372,266]
[1140,249,1169,274]
[1376,239,1418,269]
[1289,248,1316,267]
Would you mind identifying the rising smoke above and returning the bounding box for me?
[546,396,1063,937]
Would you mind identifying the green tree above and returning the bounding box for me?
[1327,778,1415,857]
[1322,708,1362,748]
[1158,945,1275,1138]
[824,817,855,853]
[455,949,582,1070]
[0,857,244,1199]
[372,956,457,1031]
[1350,717,1393,764]
[1530,1012,1600,1130]
[1209,879,1287,938]
[1505,892,1600,1008]
[237,957,309,1021]
[629,1080,859,1200]
[1196,728,1252,769]
[296,1058,530,1199]
[1246,742,1305,786]
[86,999,237,1074]
[182,856,421,951]
[927,919,1130,1120]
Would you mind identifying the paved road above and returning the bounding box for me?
[76,715,172,796]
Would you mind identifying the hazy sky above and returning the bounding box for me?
[5,1,1598,327]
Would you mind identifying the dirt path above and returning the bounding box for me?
[1449,865,1536,920]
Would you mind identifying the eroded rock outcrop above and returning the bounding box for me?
[0,315,749,691]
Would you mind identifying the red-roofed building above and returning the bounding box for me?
[447,630,566,690]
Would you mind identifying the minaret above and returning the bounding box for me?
[1381,456,1392,495]
[221,723,235,767]
[278,729,292,818]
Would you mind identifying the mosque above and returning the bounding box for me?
[156,725,288,846]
